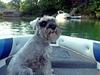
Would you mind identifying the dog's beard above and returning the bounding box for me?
[40,27,61,42]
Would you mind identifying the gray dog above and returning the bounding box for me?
[7,16,61,75]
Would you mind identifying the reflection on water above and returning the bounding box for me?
[0,18,34,36]
[61,19,100,41]
[0,18,100,41]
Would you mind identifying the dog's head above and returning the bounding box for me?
[30,16,61,42]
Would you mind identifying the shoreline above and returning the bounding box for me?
[0,15,100,21]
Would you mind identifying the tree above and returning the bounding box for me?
[20,0,40,16]
[8,0,21,11]
[39,0,57,15]
[0,1,6,8]
[39,0,69,15]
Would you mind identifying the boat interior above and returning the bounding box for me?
[0,45,100,75]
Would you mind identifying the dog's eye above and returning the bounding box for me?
[40,21,47,27]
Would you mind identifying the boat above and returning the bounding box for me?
[56,10,81,21]
[0,35,100,75]
[56,10,70,24]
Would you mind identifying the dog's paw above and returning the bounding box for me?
[45,73,55,75]
[51,69,54,72]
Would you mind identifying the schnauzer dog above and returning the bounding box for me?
[7,16,61,75]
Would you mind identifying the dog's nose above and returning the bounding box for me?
[48,24,56,30]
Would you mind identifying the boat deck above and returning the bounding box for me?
[0,46,100,75]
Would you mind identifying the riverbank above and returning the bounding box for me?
[0,13,100,21]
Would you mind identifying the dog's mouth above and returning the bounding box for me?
[44,27,60,42]
[48,30,57,35]
[47,28,57,35]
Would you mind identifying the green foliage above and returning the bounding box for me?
[20,0,71,16]
[20,0,32,14]
[38,0,57,15]
[20,0,40,16]
[88,0,97,11]
[0,0,100,18]
[0,1,6,8]
[74,0,100,18]
[96,12,100,17]
[38,0,70,15]
[7,0,21,10]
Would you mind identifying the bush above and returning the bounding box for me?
[0,13,3,16]
[96,12,100,18]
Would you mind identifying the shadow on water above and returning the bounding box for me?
[0,17,100,41]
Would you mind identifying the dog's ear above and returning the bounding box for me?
[30,18,40,30]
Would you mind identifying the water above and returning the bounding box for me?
[60,19,100,41]
[0,18,100,41]
[0,18,34,36]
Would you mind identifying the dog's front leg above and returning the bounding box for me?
[42,61,54,75]
[18,67,33,75]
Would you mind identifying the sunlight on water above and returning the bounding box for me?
[0,20,33,36]
[0,22,12,36]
